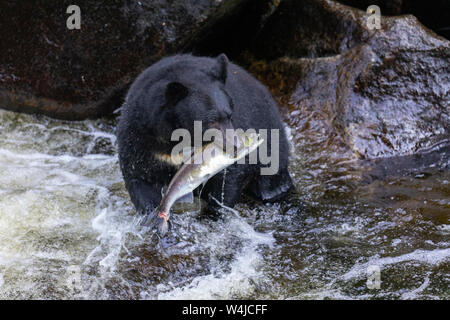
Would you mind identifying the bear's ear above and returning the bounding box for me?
[165,82,189,105]
[211,53,228,83]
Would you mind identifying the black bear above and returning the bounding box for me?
[117,54,293,221]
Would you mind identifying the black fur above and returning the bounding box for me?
[117,54,293,216]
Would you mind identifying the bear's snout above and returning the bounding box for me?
[207,120,240,155]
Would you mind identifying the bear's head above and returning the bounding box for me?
[146,54,239,154]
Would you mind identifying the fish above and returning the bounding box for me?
[144,131,264,236]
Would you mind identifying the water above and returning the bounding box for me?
[0,109,448,299]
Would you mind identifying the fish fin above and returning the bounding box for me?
[176,192,194,204]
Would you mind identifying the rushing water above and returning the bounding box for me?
[0,109,448,299]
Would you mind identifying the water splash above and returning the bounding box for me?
[0,109,448,299]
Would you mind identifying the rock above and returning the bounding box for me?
[259,1,450,159]
[188,0,450,160]
[338,0,450,40]
[182,0,277,59]
[0,0,224,120]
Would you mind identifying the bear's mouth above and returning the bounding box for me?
[217,121,240,157]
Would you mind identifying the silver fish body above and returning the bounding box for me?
[148,132,263,235]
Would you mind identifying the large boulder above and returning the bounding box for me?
[0,0,224,120]
[187,0,450,159]
[252,0,450,159]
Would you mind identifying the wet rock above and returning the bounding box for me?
[0,0,224,120]
[236,0,450,160]
[338,0,450,40]
[183,0,277,60]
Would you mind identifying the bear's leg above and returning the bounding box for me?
[126,178,164,214]
[200,166,251,218]
[247,167,294,202]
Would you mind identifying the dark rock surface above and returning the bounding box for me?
[0,0,223,120]
[182,0,277,59]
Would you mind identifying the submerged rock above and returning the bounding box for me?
[0,0,224,120]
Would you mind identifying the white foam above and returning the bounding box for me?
[0,111,122,298]
[157,246,264,299]
[157,216,274,300]
[84,207,141,272]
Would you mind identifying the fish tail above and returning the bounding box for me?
[157,211,170,236]
[141,207,171,236]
